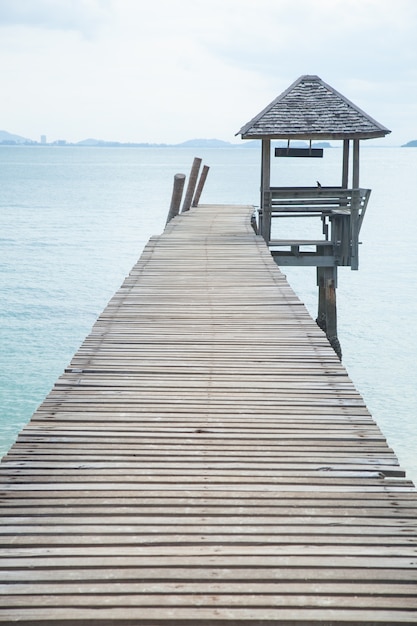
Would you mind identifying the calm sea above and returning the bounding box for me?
[1,145,416,484]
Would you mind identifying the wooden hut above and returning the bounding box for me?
[237,75,390,356]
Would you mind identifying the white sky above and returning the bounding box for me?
[0,0,416,145]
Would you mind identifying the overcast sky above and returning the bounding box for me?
[1,0,416,145]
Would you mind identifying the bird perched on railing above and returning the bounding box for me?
[316,180,322,188]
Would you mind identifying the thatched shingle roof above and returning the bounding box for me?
[238,75,390,140]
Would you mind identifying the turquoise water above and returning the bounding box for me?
[1,145,416,484]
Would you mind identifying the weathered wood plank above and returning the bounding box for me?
[0,606,416,625]
[2,581,417,597]
[2,565,417,584]
[2,593,417,610]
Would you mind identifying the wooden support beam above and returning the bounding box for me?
[342,140,349,188]
[349,189,361,270]
[261,140,271,242]
[352,140,360,189]
[316,265,342,360]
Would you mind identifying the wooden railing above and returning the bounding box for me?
[260,186,371,270]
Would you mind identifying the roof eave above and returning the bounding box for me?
[239,130,391,141]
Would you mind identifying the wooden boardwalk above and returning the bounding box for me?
[1,204,417,625]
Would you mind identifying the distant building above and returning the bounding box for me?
[40,135,47,144]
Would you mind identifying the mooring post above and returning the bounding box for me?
[166,173,186,225]
[181,157,202,212]
[192,164,210,207]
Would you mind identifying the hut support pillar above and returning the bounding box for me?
[316,265,342,360]
[352,139,360,188]
[260,139,271,242]
[342,140,350,188]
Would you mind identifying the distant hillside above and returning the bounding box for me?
[76,138,169,147]
[0,131,335,148]
[0,130,31,144]
[402,140,417,147]
[176,138,235,148]
[75,137,253,148]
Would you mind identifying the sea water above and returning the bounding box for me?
[0,145,416,484]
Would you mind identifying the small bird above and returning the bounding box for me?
[316,180,322,188]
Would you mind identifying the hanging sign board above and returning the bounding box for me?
[275,147,324,158]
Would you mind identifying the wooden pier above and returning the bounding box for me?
[1,203,417,624]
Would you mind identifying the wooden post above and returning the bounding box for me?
[261,139,271,242]
[350,188,360,270]
[192,165,210,207]
[181,157,202,212]
[342,139,349,188]
[166,173,186,225]
[316,265,342,360]
[316,267,327,332]
[352,139,360,188]
[324,267,337,340]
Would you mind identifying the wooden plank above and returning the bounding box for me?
[2,593,417,610]
[2,565,417,584]
[2,581,417,597]
[2,534,416,548]
[0,606,416,625]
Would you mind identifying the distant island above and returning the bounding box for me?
[0,130,33,144]
[76,138,252,149]
[0,130,332,149]
[402,140,417,147]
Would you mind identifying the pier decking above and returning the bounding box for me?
[1,204,417,624]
